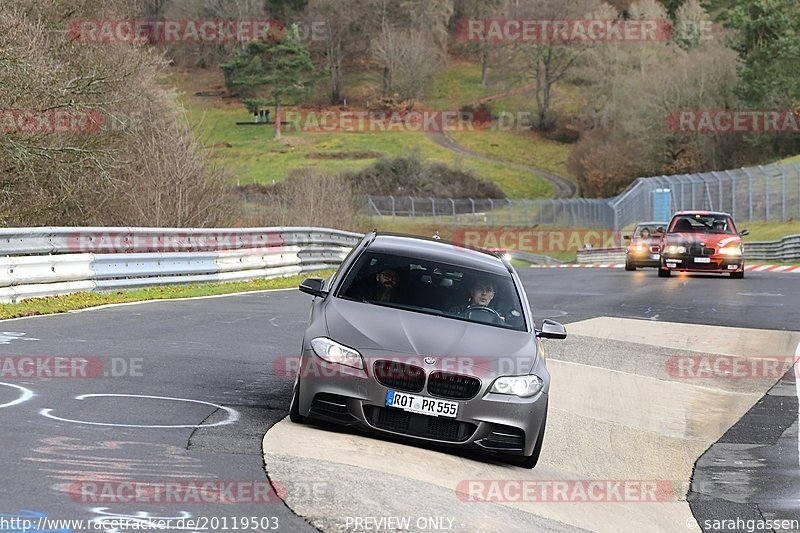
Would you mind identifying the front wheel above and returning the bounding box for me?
[625,257,636,271]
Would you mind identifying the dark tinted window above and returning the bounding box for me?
[337,252,526,331]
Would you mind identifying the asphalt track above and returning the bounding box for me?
[0,267,797,532]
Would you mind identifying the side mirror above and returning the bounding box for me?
[740,229,750,236]
[299,277,328,298]
[536,319,567,340]
[623,235,631,241]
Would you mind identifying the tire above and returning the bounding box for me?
[658,265,671,277]
[288,376,305,424]
[625,257,636,271]
[505,411,547,469]
[730,270,744,279]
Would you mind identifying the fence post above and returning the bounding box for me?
[781,165,787,220]
[391,196,396,221]
[713,172,723,213]
[742,167,754,221]
[725,170,736,220]
[796,163,800,219]
[470,198,476,223]
[759,166,770,220]
[488,199,494,225]
[450,198,456,224]
[410,196,415,218]
[430,197,436,218]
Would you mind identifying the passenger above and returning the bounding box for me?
[640,228,651,240]
[351,267,403,303]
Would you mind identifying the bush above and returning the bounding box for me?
[239,169,360,229]
[343,156,506,199]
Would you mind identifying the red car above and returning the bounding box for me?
[658,211,749,278]
[624,222,667,270]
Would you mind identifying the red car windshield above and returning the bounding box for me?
[669,215,736,234]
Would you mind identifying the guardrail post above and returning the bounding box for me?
[391,196,396,221]
[488,199,494,225]
[470,198,476,223]
[450,198,456,224]
[409,196,415,218]
[430,197,435,218]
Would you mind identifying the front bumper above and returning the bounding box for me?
[627,251,661,267]
[661,254,744,273]
[295,353,548,457]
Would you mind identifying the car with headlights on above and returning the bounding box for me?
[290,232,566,468]
[624,222,667,270]
[658,211,749,278]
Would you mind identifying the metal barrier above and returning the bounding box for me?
[0,227,362,303]
[576,235,800,264]
[576,248,627,264]
[364,162,800,230]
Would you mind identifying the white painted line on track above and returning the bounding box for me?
[796,340,800,467]
[39,393,240,428]
[0,287,297,324]
[0,382,34,408]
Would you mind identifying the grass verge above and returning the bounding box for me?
[0,272,334,320]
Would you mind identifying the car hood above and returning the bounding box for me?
[324,298,537,375]
[664,233,741,247]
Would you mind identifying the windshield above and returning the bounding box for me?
[634,225,666,239]
[336,252,526,331]
[669,215,736,234]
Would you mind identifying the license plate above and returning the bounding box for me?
[385,390,458,418]
[694,257,711,263]
[727,265,738,270]
[650,254,659,260]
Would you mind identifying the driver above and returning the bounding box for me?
[640,228,651,240]
[450,277,504,321]
[713,219,726,232]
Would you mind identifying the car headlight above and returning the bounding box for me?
[666,245,686,255]
[720,246,742,256]
[631,245,646,254]
[310,337,364,369]
[489,375,544,398]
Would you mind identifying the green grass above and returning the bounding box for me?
[425,63,497,110]
[186,102,554,197]
[779,154,800,164]
[740,220,800,242]
[448,130,574,180]
[0,272,333,320]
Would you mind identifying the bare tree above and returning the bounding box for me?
[502,0,605,131]
[306,0,366,104]
[0,0,235,227]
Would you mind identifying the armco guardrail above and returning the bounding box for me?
[0,227,362,303]
[742,234,800,262]
[576,248,627,264]
[576,235,800,264]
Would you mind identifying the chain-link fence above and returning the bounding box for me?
[364,162,800,230]
[364,196,615,228]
